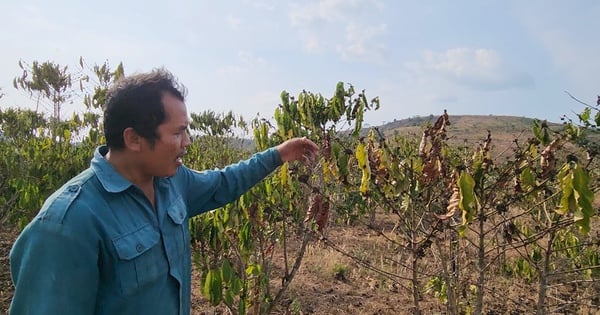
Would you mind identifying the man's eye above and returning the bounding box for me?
[176,128,190,135]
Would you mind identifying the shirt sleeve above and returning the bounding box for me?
[177,147,283,217]
[9,199,99,314]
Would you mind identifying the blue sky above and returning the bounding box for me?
[1,0,598,127]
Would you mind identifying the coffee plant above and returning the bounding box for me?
[1,57,598,315]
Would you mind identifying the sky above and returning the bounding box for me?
[0,0,598,127]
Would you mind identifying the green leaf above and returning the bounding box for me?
[579,107,591,123]
[557,164,574,215]
[203,269,223,305]
[280,90,289,110]
[572,164,595,233]
[352,101,365,136]
[231,278,242,295]
[239,221,251,249]
[238,299,247,315]
[532,119,550,145]
[224,290,234,306]
[572,165,594,208]
[471,149,484,183]
[542,129,550,146]
[555,161,594,233]
[533,119,542,141]
[221,259,235,283]
[202,270,213,297]
[531,248,542,263]
[519,167,536,189]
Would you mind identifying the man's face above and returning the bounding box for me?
[141,92,191,178]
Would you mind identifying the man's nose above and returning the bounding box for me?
[183,130,192,147]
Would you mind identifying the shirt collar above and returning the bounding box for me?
[91,145,134,193]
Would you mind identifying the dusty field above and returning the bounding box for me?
[1,219,437,315]
[186,215,536,315]
[2,213,598,315]
[189,218,438,315]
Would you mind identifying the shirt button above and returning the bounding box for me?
[136,244,144,253]
[68,185,79,193]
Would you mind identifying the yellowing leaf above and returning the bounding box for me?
[280,162,289,187]
[459,172,476,224]
[355,142,368,168]
[355,141,371,194]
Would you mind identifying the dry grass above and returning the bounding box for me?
[190,212,447,315]
[3,213,600,315]
[188,208,600,315]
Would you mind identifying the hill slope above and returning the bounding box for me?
[375,114,561,158]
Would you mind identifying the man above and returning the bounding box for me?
[9,69,319,314]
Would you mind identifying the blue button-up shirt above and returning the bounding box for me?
[9,145,282,315]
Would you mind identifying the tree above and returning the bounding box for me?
[13,60,72,121]
[1,58,123,225]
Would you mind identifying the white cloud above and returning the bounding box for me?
[289,0,387,62]
[302,35,321,52]
[225,15,242,30]
[512,2,600,98]
[337,23,386,63]
[290,0,350,25]
[244,0,277,11]
[216,51,267,77]
[409,48,534,91]
[247,89,282,118]
[290,0,383,24]
[238,51,266,67]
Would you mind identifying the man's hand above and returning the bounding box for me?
[276,137,319,165]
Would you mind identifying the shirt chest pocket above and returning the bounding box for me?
[165,198,190,259]
[112,224,166,296]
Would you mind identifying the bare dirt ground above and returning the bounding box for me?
[0,229,16,315]
[185,216,541,315]
[1,216,598,315]
[188,217,446,315]
[0,220,434,315]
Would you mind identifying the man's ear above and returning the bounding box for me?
[123,127,142,151]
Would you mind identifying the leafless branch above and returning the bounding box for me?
[564,90,595,109]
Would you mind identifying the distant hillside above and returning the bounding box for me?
[237,114,575,158]
[376,114,563,158]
